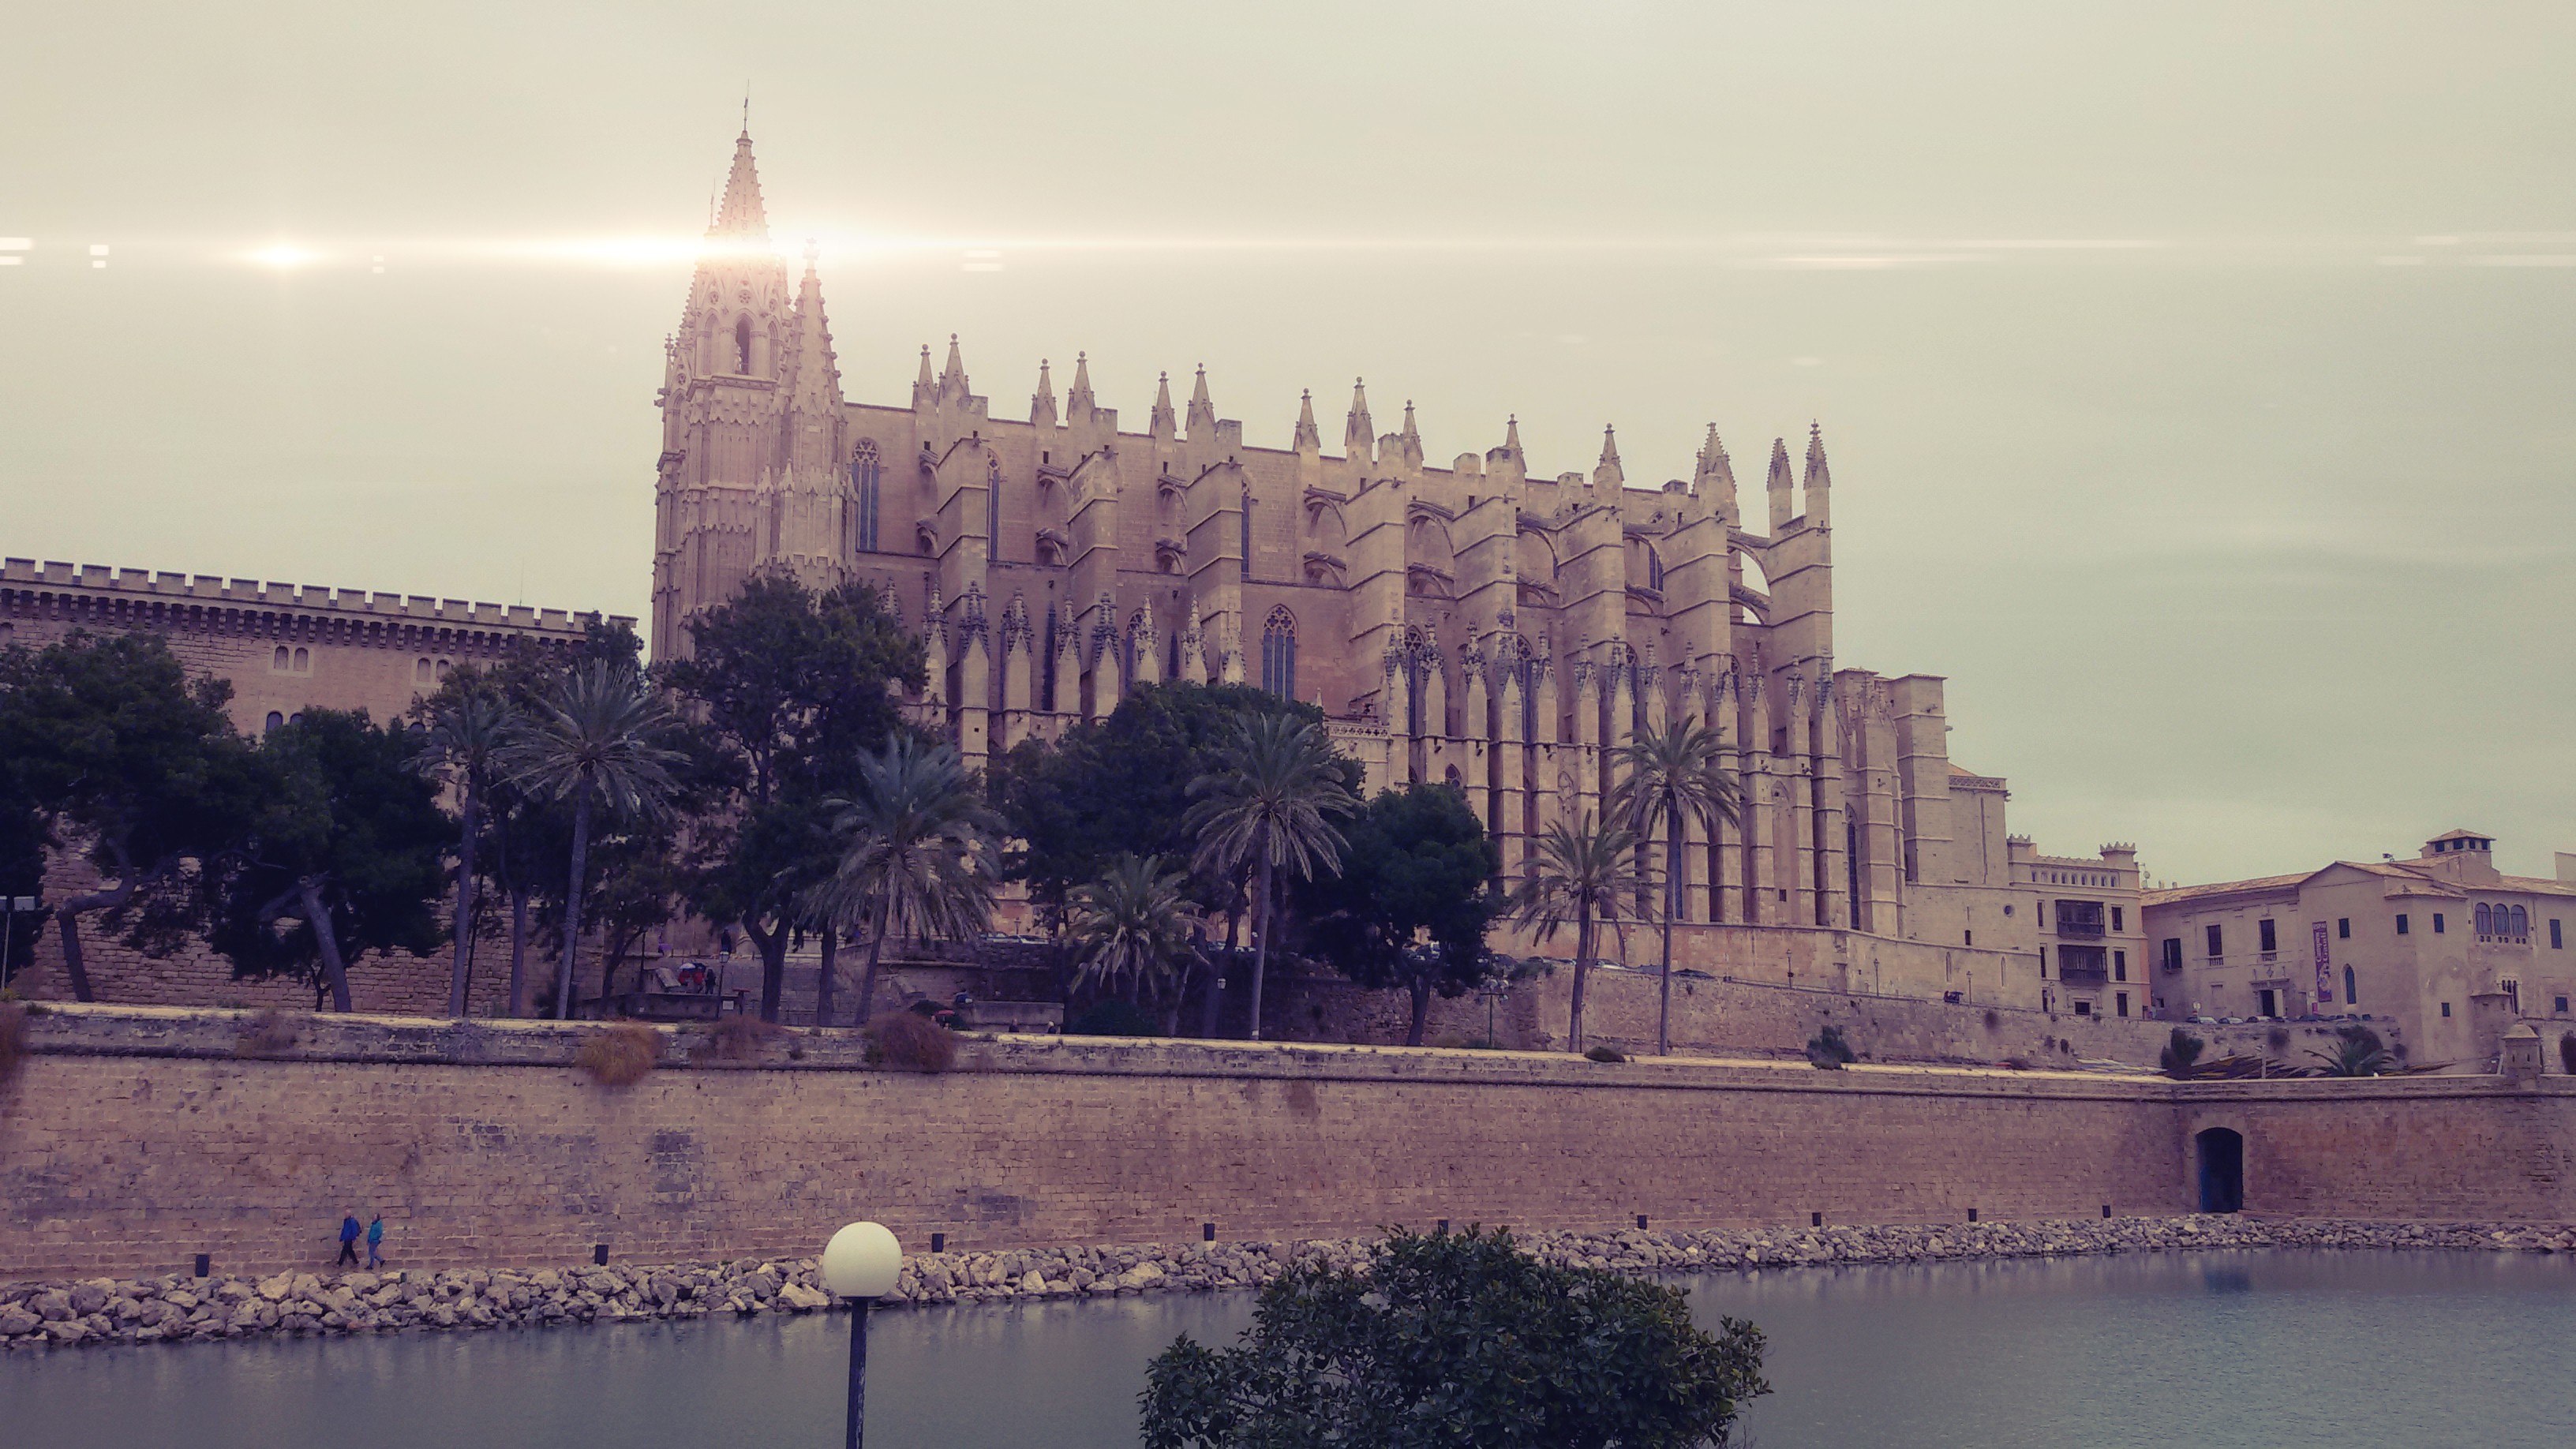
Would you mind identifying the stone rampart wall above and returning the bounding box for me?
[5,1007,2568,1284]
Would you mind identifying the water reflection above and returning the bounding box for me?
[5,1250,2568,1448]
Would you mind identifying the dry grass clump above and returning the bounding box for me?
[575,1024,663,1086]
[694,1013,785,1063]
[863,1011,957,1073]
[234,1008,302,1058]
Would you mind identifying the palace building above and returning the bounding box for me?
[650,127,2141,1003]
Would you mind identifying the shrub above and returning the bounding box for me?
[696,1014,783,1063]
[2308,1024,2391,1077]
[1584,1044,1627,1063]
[1983,1009,2001,1030]
[2001,1056,2033,1071]
[1140,1226,1768,1449]
[2266,1027,2291,1052]
[1805,1024,1856,1070]
[2562,1032,2576,1076]
[233,1008,301,1059]
[2159,1028,2206,1079]
[575,1024,661,1086]
[863,1011,957,1073]
[1065,998,1160,1037]
[0,1002,27,1088]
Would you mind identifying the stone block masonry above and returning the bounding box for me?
[2,1007,2569,1283]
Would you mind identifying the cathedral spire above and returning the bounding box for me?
[1293,388,1321,451]
[1186,364,1217,437]
[1031,358,1058,428]
[938,333,970,405]
[1803,421,1833,527]
[1066,350,1097,417]
[1151,370,1178,440]
[1343,377,1374,459]
[710,130,769,240]
[1399,399,1422,467]
[1503,414,1522,456]
[1765,436,1795,531]
[1696,424,1738,519]
[1593,425,1623,489]
[912,343,935,410]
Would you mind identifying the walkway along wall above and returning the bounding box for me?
[2,1007,2568,1282]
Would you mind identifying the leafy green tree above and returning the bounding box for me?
[2159,1028,2207,1078]
[200,710,451,1011]
[1507,812,1646,1054]
[1297,782,1500,1046]
[1141,1226,1769,1449]
[1607,717,1739,1056]
[811,737,1001,1025]
[1068,853,1199,1019]
[503,661,684,1019]
[0,631,264,1002]
[662,578,924,1020]
[1185,713,1359,1042]
[410,670,515,1017]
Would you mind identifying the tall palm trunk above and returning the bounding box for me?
[447,784,480,1018]
[507,886,531,1017]
[1201,905,1237,1039]
[1248,852,1276,1041]
[853,899,889,1027]
[553,776,593,1020]
[301,878,354,1013]
[745,919,786,1024]
[1658,817,1679,1057]
[814,928,838,1028]
[1570,900,1593,1053]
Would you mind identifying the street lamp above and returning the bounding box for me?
[820,1221,901,1449]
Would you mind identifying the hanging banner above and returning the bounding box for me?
[2312,922,2332,1005]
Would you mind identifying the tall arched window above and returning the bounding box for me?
[2477,904,2493,934]
[2510,905,2529,937]
[735,316,754,375]
[2343,964,2357,1006]
[264,711,283,734]
[1241,495,1252,578]
[852,441,881,552]
[273,646,290,670]
[1646,543,1665,591]
[1261,607,1297,699]
[293,646,309,671]
[987,459,1002,552]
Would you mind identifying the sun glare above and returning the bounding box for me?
[245,243,323,269]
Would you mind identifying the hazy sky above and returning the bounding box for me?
[4,2,2570,885]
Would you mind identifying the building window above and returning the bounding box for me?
[2205,924,2222,957]
[2440,1002,2451,1017]
[1260,607,1297,699]
[1241,495,1253,578]
[852,441,881,552]
[2509,904,2527,937]
[735,316,753,375]
[2111,905,2125,933]
[1964,930,1972,946]
[415,657,432,683]
[2343,964,2356,1005]
[2477,903,2492,934]
[2557,995,2570,1015]
[2257,918,2276,953]
[273,646,290,671]
[264,711,283,733]
[2553,919,2564,949]
[2161,938,2181,972]
[2338,917,2349,939]
[2072,1001,2091,1017]
[2115,992,2129,1017]
[2433,912,2445,934]
[2114,949,2127,982]
[2396,914,2409,935]
[987,459,1002,548]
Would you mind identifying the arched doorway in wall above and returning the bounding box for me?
[2196,1128,2245,1213]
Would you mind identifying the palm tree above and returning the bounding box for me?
[503,661,683,1020]
[412,676,515,1018]
[1607,716,1740,1056]
[1507,812,1647,1054]
[2309,1025,2393,1077]
[1068,853,1199,1017]
[1185,713,1357,1042]
[814,736,1001,1027]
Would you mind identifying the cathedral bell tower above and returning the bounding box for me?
[651,125,851,659]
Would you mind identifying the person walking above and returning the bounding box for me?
[336,1213,362,1268]
[365,1214,386,1270]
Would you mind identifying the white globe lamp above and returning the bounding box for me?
[822,1221,901,1449]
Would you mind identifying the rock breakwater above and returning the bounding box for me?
[6,1215,2569,1350]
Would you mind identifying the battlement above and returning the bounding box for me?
[1,557,627,636]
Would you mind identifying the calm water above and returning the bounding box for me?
[6,1250,2570,1447]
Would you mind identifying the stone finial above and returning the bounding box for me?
[1344,377,1374,458]
[1293,388,1321,451]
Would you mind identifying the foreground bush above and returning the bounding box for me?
[575,1024,661,1085]
[863,1010,957,1073]
[1140,1226,1768,1448]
